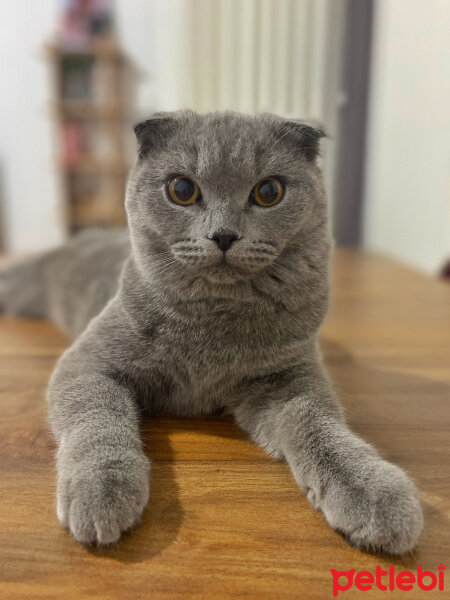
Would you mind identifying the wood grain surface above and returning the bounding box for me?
[0,249,449,599]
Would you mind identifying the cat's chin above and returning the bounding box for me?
[177,256,262,287]
[203,266,246,285]
[196,258,261,284]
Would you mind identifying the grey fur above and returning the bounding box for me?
[0,111,422,553]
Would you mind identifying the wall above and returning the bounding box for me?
[363,0,450,274]
[0,0,64,253]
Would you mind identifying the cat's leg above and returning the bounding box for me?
[48,362,149,546]
[232,364,423,555]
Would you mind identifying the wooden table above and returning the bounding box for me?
[1,250,449,599]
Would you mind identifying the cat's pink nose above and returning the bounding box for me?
[211,230,239,252]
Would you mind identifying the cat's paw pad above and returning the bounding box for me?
[57,452,150,545]
[321,462,423,555]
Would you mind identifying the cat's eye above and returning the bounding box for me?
[251,177,284,207]
[167,176,201,206]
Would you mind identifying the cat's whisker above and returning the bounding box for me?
[150,263,181,279]
[271,262,291,272]
[151,261,179,272]
[149,255,181,268]
[150,261,178,274]
[151,260,190,281]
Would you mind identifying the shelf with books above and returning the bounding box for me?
[60,156,128,174]
[53,99,123,119]
[70,196,126,228]
[47,29,128,234]
[45,37,122,61]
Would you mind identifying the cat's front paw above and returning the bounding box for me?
[320,461,423,555]
[56,449,150,545]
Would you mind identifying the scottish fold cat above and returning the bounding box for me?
[0,111,422,553]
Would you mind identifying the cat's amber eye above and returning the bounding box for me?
[167,176,201,206]
[251,177,284,207]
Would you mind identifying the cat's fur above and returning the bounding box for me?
[0,111,423,553]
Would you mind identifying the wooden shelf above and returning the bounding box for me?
[70,200,126,228]
[53,99,123,119]
[45,38,123,61]
[47,35,128,232]
[60,157,129,174]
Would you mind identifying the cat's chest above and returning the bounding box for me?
[135,308,300,413]
[161,307,292,365]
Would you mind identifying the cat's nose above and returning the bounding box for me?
[211,229,239,252]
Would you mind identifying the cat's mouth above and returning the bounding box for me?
[170,245,276,284]
[200,253,271,284]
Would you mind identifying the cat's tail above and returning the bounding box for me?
[0,253,50,319]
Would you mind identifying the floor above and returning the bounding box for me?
[0,249,449,599]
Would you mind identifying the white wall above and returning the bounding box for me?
[0,0,64,253]
[363,0,450,274]
[114,0,156,116]
[0,0,158,253]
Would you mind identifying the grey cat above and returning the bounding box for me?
[0,111,423,553]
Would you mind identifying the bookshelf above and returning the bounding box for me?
[47,37,128,233]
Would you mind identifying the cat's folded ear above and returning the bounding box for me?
[276,119,325,161]
[134,113,177,159]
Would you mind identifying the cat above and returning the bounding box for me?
[0,110,423,553]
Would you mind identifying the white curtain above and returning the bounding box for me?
[147,0,346,200]
[151,0,340,118]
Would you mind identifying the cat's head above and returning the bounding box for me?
[126,110,329,293]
